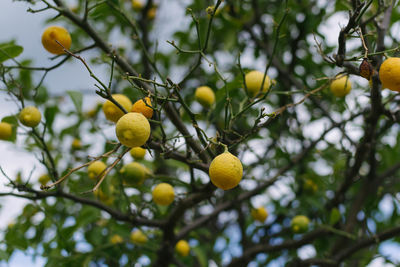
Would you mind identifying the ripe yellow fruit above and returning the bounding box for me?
[19,106,41,127]
[206,5,221,18]
[303,179,318,194]
[130,147,146,160]
[115,112,150,147]
[41,26,72,55]
[195,86,215,108]
[71,138,82,150]
[88,161,107,180]
[147,7,157,20]
[209,151,243,190]
[131,97,153,119]
[0,122,12,140]
[110,234,124,244]
[251,207,268,222]
[330,75,352,97]
[130,229,148,245]
[379,57,400,92]
[152,183,175,206]
[38,174,51,185]
[244,70,271,97]
[94,188,114,205]
[120,162,147,186]
[102,94,132,123]
[131,0,143,11]
[175,240,190,257]
[291,215,310,233]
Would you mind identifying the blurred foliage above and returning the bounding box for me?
[1,0,400,266]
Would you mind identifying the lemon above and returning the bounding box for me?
[88,161,107,180]
[330,75,352,97]
[94,188,114,205]
[38,174,51,185]
[120,162,147,186]
[175,240,190,257]
[209,151,243,190]
[303,179,318,194]
[131,97,153,119]
[130,229,148,245]
[291,215,310,233]
[71,138,82,150]
[379,57,400,92]
[131,0,143,11]
[244,70,271,97]
[19,106,41,127]
[152,183,175,206]
[130,147,146,160]
[0,122,12,140]
[195,86,215,108]
[41,26,72,55]
[147,7,157,20]
[102,94,132,123]
[251,207,268,222]
[110,234,124,244]
[206,5,222,18]
[115,112,150,147]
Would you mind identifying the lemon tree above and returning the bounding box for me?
[2,1,400,266]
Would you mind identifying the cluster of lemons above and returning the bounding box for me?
[110,229,190,257]
[0,106,42,141]
[329,57,400,97]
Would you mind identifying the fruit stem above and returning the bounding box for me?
[221,143,229,153]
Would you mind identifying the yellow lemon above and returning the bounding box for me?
[71,138,82,150]
[131,0,143,11]
[102,94,132,123]
[303,179,318,194]
[41,26,72,55]
[147,7,157,20]
[110,234,123,244]
[244,70,271,97]
[206,5,222,18]
[291,215,310,233]
[195,86,215,108]
[175,240,190,257]
[130,230,148,245]
[130,147,146,160]
[0,122,12,140]
[330,75,352,97]
[209,151,243,190]
[152,183,174,206]
[38,174,51,186]
[120,162,147,186]
[19,106,41,127]
[379,57,400,92]
[131,97,153,119]
[94,188,114,205]
[88,161,107,180]
[115,112,150,147]
[251,207,268,222]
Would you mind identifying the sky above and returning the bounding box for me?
[0,0,399,266]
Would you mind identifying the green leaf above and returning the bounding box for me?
[67,91,83,114]
[193,246,208,267]
[0,41,23,63]
[44,106,59,133]
[329,208,341,225]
